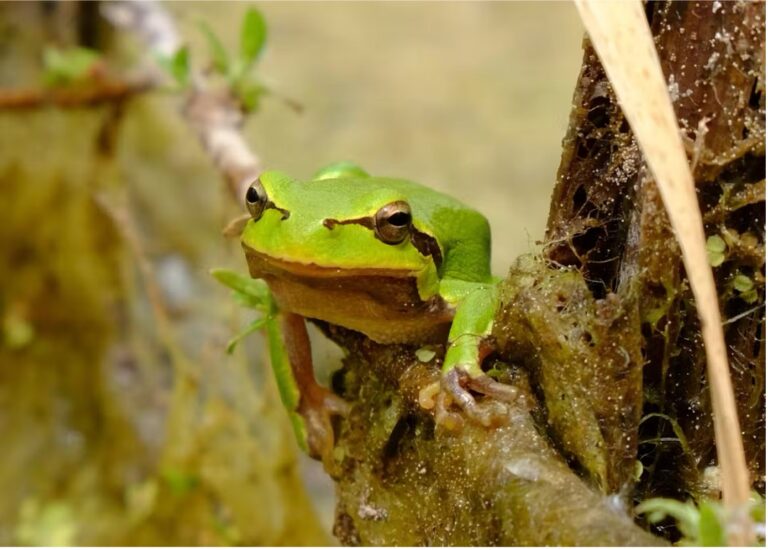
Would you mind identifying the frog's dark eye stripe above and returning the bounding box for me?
[410,230,442,268]
[323,201,441,265]
[245,178,289,220]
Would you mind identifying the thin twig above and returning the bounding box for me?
[574,1,753,545]
[0,78,151,110]
[103,0,262,201]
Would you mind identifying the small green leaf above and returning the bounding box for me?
[636,498,699,541]
[211,268,273,312]
[415,347,437,363]
[211,268,267,299]
[161,468,199,497]
[632,460,644,482]
[732,273,754,293]
[231,289,265,310]
[198,21,230,75]
[226,317,267,354]
[157,46,190,88]
[240,7,267,66]
[697,501,725,546]
[170,46,190,86]
[706,235,726,267]
[43,47,100,86]
[740,288,758,304]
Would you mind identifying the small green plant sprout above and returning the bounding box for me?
[155,7,297,112]
[637,493,765,546]
[731,272,758,304]
[706,234,727,267]
[210,268,274,353]
[198,7,300,113]
[42,46,102,87]
[414,346,437,363]
[198,7,267,111]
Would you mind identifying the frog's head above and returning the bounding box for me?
[240,170,443,298]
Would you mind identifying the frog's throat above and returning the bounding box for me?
[242,244,453,344]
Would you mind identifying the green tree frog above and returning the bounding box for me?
[240,162,514,460]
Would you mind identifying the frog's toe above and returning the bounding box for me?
[435,389,465,431]
[426,368,515,430]
[323,392,351,417]
[299,389,349,463]
[465,374,520,402]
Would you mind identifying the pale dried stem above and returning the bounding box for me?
[574,1,753,545]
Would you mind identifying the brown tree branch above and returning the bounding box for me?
[0,77,151,110]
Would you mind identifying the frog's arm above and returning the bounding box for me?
[440,280,500,377]
[433,204,497,377]
[430,279,517,427]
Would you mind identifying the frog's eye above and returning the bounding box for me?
[374,201,412,244]
[245,179,268,220]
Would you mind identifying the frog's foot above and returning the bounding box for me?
[419,368,519,430]
[299,388,350,464]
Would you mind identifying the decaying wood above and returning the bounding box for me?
[546,0,764,542]
[574,0,755,543]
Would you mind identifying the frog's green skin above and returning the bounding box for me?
[240,162,508,459]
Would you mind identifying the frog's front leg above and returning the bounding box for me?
[271,312,349,462]
[420,283,518,429]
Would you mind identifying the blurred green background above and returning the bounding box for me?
[0,2,584,545]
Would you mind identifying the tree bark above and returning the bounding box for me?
[544,0,765,508]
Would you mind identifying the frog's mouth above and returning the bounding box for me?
[241,243,452,344]
[242,243,417,284]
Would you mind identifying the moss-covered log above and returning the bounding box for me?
[324,321,660,546]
